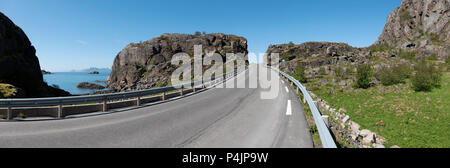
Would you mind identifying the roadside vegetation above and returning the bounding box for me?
[0,83,18,98]
[286,49,449,148]
[310,72,449,147]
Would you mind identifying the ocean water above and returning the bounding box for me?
[43,72,110,95]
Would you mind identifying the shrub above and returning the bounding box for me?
[0,83,17,98]
[318,67,326,76]
[400,10,412,22]
[355,64,373,89]
[446,57,450,70]
[292,63,307,83]
[411,61,442,92]
[428,54,438,61]
[288,41,295,47]
[17,113,26,119]
[309,125,318,134]
[375,63,412,86]
[394,63,413,79]
[369,43,394,53]
[397,49,416,61]
[430,33,442,43]
[334,66,345,79]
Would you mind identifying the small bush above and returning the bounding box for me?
[375,63,412,86]
[292,63,307,83]
[446,57,450,70]
[309,125,318,134]
[369,43,394,53]
[355,64,373,89]
[17,113,26,119]
[397,50,416,61]
[318,67,326,76]
[430,33,442,43]
[428,54,438,61]
[411,61,442,92]
[334,66,345,79]
[400,10,412,22]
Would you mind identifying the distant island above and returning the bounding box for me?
[71,67,111,73]
[88,71,99,74]
[41,70,52,75]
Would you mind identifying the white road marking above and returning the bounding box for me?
[286,100,292,116]
[285,86,289,93]
[281,80,285,84]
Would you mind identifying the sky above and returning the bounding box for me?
[0,0,401,72]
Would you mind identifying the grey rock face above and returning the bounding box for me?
[0,12,70,98]
[374,0,449,57]
[107,33,248,91]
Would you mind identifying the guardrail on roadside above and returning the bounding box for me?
[272,67,337,148]
[0,70,240,120]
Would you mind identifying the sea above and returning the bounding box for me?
[43,72,110,95]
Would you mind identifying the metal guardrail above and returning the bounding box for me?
[0,70,239,120]
[273,67,337,148]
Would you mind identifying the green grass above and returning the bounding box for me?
[309,73,450,148]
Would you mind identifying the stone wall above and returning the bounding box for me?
[309,92,395,148]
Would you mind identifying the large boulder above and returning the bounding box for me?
[0,12,70,98]
[107,33,248,92]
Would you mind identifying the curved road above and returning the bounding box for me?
[0,67,313,148]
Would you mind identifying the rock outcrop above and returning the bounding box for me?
[0,12,70,98]
[41,70,52,75]
[374,0,449,57]
[107,33,248,91]
[265,42,368,75]
[77,82,105,90]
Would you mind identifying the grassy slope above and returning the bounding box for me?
[310,73,450,148]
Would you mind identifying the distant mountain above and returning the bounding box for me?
[71,67,112,73]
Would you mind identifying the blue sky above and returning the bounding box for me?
[1,0,401,72]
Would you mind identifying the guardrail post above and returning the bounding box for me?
[6,105,12,120]
[322,115,330,128]
[162,92,166,101]
[193,85,196,93]
[313,101,322,115]
[296,86,299,94]
[136,96,141,106]
[180,86,184,96]
[57,102,63,119]
[102,96,108,112]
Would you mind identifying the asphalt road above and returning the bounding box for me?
[0,67,313,148]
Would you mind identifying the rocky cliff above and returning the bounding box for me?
[265,42,370,76]
[374,0,449,57]
[0,12,70,98]
[107,33,248,91]
[267,0,449,76]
